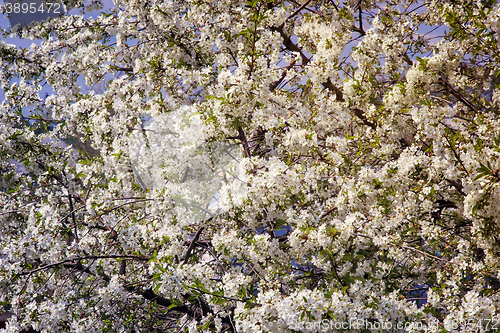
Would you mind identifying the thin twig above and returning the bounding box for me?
[285,0,313,23]
[19,255,151,276]
[353,233,451,263]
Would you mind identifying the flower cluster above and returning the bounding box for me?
[2,0,500,332]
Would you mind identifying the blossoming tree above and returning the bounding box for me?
[2,0,500,332]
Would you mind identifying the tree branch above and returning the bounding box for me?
[19,255,150,276]
[228,127,251,158]
[184,226,205,264]
[270,24,376,129]
[285,0,313,23]
[439,78,479,114]
[269,59,296,91]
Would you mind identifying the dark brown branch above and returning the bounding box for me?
[228,127,251,158]
[184,226,205,264]
[354,233,451,263]
[358,6,365,35]
[352,107,377,130]
[139,288,192,314]
[19,255,150,276]
[91,224,119,240]
[439,78,479,113]
[322,78,344,103]
[445,179,465,196]
[37,258,195,315]
[187,286,260,305]
[270,24,310,65]
[119,260,127,275]
[61,170,79,243]
[285,0,313,23]
[111,66,133,72]
[58,205,85,225]
[320,206,337,219]
[97,199,154,218]
[17,247,235,330]
[67,193,79,243]
[270,24,376,129]
[63,262,97,278]
[269,59,296,91]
